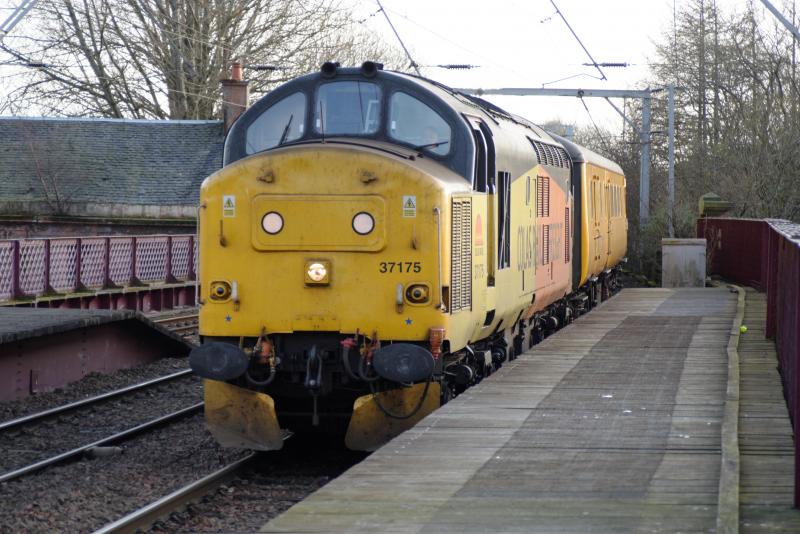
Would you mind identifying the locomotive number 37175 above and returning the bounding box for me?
[379,261,422,273]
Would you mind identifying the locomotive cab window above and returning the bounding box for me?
[315,81,381,135]
[388,92,451,156]
[245,92,307,154]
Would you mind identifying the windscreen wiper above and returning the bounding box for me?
[278,114,294,146]
[414,140,449,152]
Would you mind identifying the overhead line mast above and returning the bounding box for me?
[456,86,677,234]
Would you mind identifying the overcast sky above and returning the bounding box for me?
[0,0,795,131]
[355,0,792,133]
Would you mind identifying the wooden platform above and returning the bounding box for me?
[739,289,800,532]
[262,288,747,532]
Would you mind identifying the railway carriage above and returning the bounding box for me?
[190,62,627,451]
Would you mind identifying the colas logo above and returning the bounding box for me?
[474,214,484,257]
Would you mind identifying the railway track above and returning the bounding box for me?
[0,369,192,434]
[0,369,200,481]
[151,312,199,338]
[89,431,367,534]
[92,453,256,534]
[0,403,203,484]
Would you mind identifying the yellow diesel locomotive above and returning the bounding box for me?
[190,62,627,451]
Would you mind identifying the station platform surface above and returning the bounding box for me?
[263,288,742,533]
[0,308,136,344]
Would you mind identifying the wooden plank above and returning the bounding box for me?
[738,289,800,532]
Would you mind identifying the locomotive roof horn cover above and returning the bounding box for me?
[360,61,383,78]
[320,61,340,78]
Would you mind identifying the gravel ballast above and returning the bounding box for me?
[150,437,367,533]
[0,358,366,533]
[0,367,201,474]
[0,414,249,533]
[0,357,190,423]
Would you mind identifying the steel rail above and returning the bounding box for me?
[0,402,203,484]
[91,453,256,534]
[0,369,193,433]
[169,324,199,335]
[152,313,199,325]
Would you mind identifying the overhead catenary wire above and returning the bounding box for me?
[548,0,607,81]
[357,7,382,24]
[374,0,420,76]
[579,95,612,153]
[541,72,604,87]
[363,1,529,80]
[0,0,38,42]
[582,62,631,68]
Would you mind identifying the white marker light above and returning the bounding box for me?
[307,262,327,282]
[352,212,375,235]
[262,212,283,234]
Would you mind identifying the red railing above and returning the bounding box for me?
[698,217,800,506]
[0,235,196,303]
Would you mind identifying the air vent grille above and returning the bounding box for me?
[537,176,550,218]
[542,224,550,265]
[450,198,472,312]
[565,207,571,263]
[527,137,571,169]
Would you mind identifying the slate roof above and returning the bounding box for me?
[0,116,224,208]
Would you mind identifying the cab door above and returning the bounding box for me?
[464,115,497,320]
[465,116,495,278]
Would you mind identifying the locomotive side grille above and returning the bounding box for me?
[542,224,550,265]
[537,176,550,218]
[565,207,571,263]
[450,198,472,312]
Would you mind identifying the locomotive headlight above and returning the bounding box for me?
[209,280,232,301]
[405,283,430,304]
[352,212,375,235]
[305,260,330,285]
[262,211,284,234]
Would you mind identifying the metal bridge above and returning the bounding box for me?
[0,234,196,310]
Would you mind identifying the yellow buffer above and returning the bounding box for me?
[203,379,284,451]
[345,382,441,451]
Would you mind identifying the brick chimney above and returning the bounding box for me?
[221,61,249,133]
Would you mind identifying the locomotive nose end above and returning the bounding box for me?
[190,342,249,381]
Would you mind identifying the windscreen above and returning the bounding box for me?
[314,81,381,135]
[388,92,452,156]
[245,92,306,154]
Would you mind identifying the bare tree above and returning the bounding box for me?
[589,0,800,277]
[3,0,408,119]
